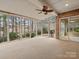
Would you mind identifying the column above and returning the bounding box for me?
[56,16,60,39]
[29,20,31,38]
[24,19,26,36]
[19,18,22,39]
[41,24,43,36]
[13,17,15,32]
[67,17,70,40]
[0,19,1,37]
[7,16,9,42]
[36,20,38,36]
[48,20,50,37]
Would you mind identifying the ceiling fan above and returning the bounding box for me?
[36,5,53,15]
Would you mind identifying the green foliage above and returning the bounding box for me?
[9,32,19,41]
[31,32,36,38]
[0,37,7,43]
[26,32,30,37]
[37,30,41,35]
[43,28,48,34]
[50,30,55,34]
[22,34,26,38]
[74,27,79,32]
[2,15,7,20]
[0,16,1,18]
[22,32,36,38]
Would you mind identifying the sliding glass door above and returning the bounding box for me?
[60,16,79,42]
[60,18,69,40]
[68,16,79,42]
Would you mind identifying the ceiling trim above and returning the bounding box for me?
[0,10,39,20]
[58,9,79,18]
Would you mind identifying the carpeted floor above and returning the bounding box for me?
[0,36,79,59]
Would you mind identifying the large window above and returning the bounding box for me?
[0,13,37,43]
[40,16,56,37]
[0,12,56,43]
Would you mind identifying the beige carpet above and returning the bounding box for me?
[0,36,79,59]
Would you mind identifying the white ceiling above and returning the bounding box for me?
[0,0,57,20]
[0,0,78,20]
[46,0,79,13]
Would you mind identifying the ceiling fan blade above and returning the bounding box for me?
[47,10,53,12]
[38,11,42,14]
[43,5,48,10]
[36,9,42,11]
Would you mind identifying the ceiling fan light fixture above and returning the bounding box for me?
[65,3,69,6]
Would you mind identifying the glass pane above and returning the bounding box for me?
[69,16,79,42]
[40,16,56,37]
[21,18,30,38]
[0,15,7,43]
[60,19,69,40]
[42,20,48,36]
[8,16,20,41]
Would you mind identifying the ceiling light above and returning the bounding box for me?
[65,3,69,6]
